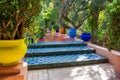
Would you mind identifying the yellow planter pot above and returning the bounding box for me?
[0,39,27,66]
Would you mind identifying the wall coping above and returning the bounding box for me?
[86,42,120,56]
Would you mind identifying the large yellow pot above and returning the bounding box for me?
[0,39,27,66]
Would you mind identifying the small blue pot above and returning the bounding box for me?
[68,28,76,38]
[81,33,91,42]
[56,29,59,33]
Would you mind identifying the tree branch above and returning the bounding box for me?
[75,15,89,29]
[61,23,69,29]
[12,1,39,39]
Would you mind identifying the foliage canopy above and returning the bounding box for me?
[0,0,42,40]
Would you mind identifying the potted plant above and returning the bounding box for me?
[59,27,65,34]
[81,32,91,42]
[53,23,60,33]
[68,27,76,38]
[80,26,91,42]
[0,0,42,66]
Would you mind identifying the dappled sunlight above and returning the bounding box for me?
[28,64,119,80]
[76,56,87,61]
[70,64,116,80]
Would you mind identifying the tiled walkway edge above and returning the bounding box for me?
[25,41,108,70]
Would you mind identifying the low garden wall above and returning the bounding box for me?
[87,42,120,77]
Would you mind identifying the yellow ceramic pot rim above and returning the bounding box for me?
[0,39,25,47]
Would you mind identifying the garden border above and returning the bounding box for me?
[87,42,120,77]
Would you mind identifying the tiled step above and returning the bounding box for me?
[24,53,108,70]
[28,41,86,48]
[26,46,95,57]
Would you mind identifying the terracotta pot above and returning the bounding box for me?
[59,27,64,34]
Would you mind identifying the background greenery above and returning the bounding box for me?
[0,0,119,51]
[50,0,120,51]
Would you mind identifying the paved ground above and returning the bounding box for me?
[28,63,120,80]
[38,32,77,42]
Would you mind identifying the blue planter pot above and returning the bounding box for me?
[56,29,59,33]
[81,33,91,42]
[68,28,76,38]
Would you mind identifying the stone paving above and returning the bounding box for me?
[28,63,119,80]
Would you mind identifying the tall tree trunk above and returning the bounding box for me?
[89,0,105,43]
[90,11,99,41]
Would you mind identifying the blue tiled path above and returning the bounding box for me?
[27,46,94,54]
[24,33,108,70]
[25,53,107,65]
[28,41,85,47]
[24,41,108,70]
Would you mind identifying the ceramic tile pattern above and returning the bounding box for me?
[24,53,106,65]
[27,33,119,80]
[28,41,84,46]
[27,46,94,54]
[25,33,108,69]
